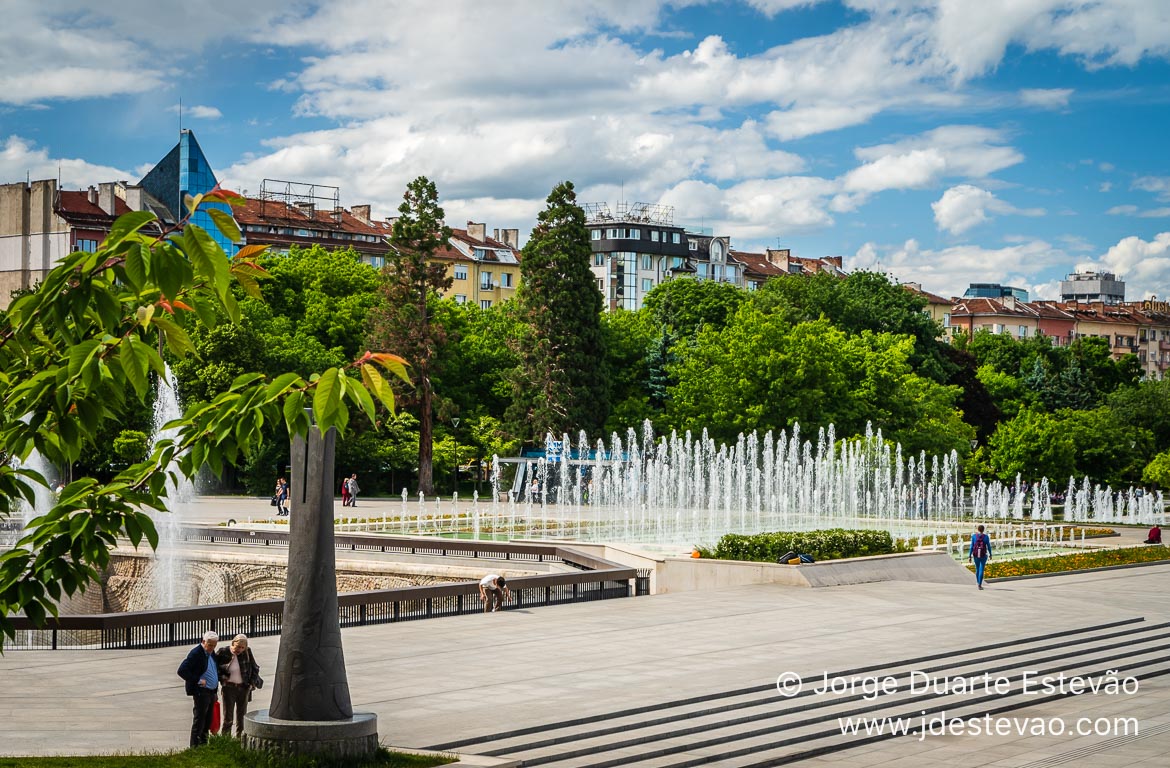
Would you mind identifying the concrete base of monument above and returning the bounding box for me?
[242,710,378,759]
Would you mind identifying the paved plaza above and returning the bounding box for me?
[1,549,1168,766]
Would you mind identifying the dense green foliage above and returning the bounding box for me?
[0,194,406,646]
[712,529,905,562]
[507,181,609,442]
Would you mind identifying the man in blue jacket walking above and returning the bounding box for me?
[177,631,220,746]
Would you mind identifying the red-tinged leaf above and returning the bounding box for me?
[368,353,411,384]
[172,300,194,311]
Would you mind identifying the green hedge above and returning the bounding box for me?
[712,528,904,562]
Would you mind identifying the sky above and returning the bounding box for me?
[2,0,1170,301]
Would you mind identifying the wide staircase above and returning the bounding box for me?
[427,617,1170,767]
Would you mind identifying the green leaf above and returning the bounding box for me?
[106,211,158,249]
[313,368,341,430]
[118,336,150,399]
[152,316,197,357]
[346,375,377,422]
[207,208,242,244]
[124,243,148,291]
[67,340,101,378]
[361,363,396,413]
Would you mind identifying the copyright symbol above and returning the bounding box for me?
[776,671,802,697]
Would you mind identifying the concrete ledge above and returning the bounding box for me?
[988,556,1170,583]
[388,745,519,766]
[656,550,971,591]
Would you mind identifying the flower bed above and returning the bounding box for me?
[710,529,908,563]
[973,545,1170,579]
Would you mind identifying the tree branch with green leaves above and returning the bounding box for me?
[0,191,408,649]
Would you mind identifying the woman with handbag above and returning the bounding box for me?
[215,634,262,738]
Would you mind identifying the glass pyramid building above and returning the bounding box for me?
[140,129,238,255]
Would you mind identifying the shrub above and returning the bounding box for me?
[712,528,904,562]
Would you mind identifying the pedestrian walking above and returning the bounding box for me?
[968,524,993,590]
[177,631,219,747]
[346,473,360,506]
[215,634,262,739]
[340,475,350,507]
[275,477,289,516]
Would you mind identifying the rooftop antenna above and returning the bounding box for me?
[178,96,183,134]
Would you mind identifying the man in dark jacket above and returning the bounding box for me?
[177,631,219,746]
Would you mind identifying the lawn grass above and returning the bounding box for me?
[0,735,454,768]
[974,544,1170,579]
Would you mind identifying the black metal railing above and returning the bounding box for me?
[8,530,639,650]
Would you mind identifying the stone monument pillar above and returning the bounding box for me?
[242,423,378,757]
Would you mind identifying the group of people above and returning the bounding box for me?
[177,631,262,746]
[270,472,361,514]
[340,473,361,506]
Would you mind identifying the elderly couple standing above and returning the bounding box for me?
[177,631,263,746]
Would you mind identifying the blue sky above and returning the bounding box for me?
[3,0,1170,301]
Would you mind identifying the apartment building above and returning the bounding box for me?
[0,179,166,307]
[233,192,393,267]
[441,223,521,309]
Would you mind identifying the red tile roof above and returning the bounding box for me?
[729,249,786,279]
[56,190,133,220]
[234,197,387,237]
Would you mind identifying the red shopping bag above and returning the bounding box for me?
[210,700,221,734]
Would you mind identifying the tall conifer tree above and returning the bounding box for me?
[367,177,452,495]
[508,181,609,443]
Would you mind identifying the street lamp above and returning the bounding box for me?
[451,416,461,496]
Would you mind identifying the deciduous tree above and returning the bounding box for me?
[367,177,453,495]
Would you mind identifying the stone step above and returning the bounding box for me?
[514,641,1170,767]
[450,618,1168,768]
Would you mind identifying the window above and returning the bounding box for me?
[748,280,760,291]
[696,263,708,278]
[651,231,660,242]
[641,254,652,270]
[642,278,653,292]
[672,233,681,244]
[473,248,488,259]
[454,265,468,280]
[455,294,467,304]
[688,240,698,251]
[501,272,513,288]
[607,228,620,239]
[76,239,99,253]
[597,278,604,292]
[592,229,602,240]
[480,271,493,289]
[1019,326,1028,338]
[943,313,951,326]
[626,228,640,239]
[480,299,492,309]
[595,253,605,266]
[369,256,385,269]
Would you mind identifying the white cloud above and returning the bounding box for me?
[1018,88,1072,109]
[1108,204,1170,218]
[168,104,223,120]
[842,125,1024,197]
[1081,232,1170,300]
[0,136,131,188]
[932,184,1044,235]
[1099,181,1113,192]
[933,0,1170,79]
[1133,176,1170,201]
[853,236,1068,299]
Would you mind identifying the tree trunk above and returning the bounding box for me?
[418,368,434,496]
